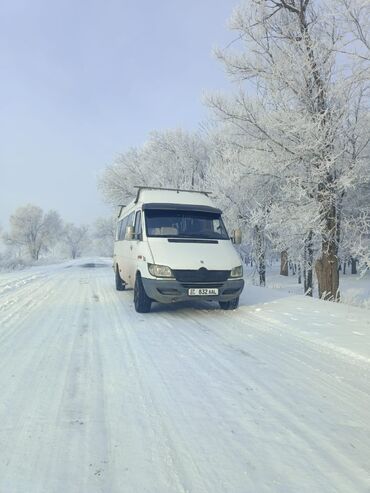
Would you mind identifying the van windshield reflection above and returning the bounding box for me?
[145,210,229,239]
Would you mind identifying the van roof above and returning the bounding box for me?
[118,187,217,219]
[134,186,212,203]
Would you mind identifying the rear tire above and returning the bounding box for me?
[134,274,152,313]
[219,297,239,310]
[115,266,125,291]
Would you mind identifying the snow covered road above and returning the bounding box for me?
[0,260,369,493]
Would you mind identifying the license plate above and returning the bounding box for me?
[188,288,219,296]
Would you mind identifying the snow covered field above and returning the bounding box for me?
[245,263,370,309]
[0,259,369,493]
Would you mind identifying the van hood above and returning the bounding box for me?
[147,238,242,271]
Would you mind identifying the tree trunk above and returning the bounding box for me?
[295,2,339,301]
[343,261,346,275]
[315,189,340,300]
[304,230,313,297]
[298,264,302,284]
[280,251,288,276]
[351,257,357,275]
[259,253,266,287]
[29,245,39,261]
[255,225,266,287]
[315,246,339,300]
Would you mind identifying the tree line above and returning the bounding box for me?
[0,204,115,268]
[99,0,370,300]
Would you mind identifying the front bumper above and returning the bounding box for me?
[141,277,244,304]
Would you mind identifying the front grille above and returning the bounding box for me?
[172,268,230,283]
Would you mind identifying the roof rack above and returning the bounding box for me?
[133,186,212,203]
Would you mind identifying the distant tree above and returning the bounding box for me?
[93,216,115,256]
[63,223,89,259]
[42,210,63,253]
[3,205,62,260]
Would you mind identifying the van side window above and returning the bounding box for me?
[115,220,122,241]
[119,216,128,240]
[125,212,135,240]
[134,211,142,240]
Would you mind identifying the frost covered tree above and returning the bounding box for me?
[93,216,115,256]
[99,129,209,205]
[3,205,63,260]
[207,126,280,286]
[63,223,89,259]
[207,0,370,300]
[42,209,64,254]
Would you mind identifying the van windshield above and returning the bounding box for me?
[145,209,229,239]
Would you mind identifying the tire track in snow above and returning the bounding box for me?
[0,273,84,491]
[107,290,197,493]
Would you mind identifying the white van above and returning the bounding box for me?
[113,187,244,313]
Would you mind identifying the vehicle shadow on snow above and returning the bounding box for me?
[80,263,108,269]
[149,300,220,313]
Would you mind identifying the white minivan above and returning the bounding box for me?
[113,187,244,313]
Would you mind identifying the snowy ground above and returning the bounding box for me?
[245,263,370,309]
[0,258,369,493]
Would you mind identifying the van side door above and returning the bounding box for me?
[121,211,135,287]
[114,215,128,279]
[127,210,143,284]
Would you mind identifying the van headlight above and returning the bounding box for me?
[230,265,243,278]
[148,263,174,278]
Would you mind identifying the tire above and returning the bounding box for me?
[134,274,152,313]
[219,297,239,310]
[115,266,125,291]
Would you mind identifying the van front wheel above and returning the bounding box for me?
[134,274,152,313]
[219,297,239,310]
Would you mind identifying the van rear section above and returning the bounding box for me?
[113,187,244,313]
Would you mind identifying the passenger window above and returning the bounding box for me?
[125,212,135,240]
[134,211,142,240]
[115,220,121,241]
[119,216,128,240]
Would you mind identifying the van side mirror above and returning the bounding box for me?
[126,225,134,240]
[231,228,242,245]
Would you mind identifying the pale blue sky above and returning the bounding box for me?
[0,0,239,226]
